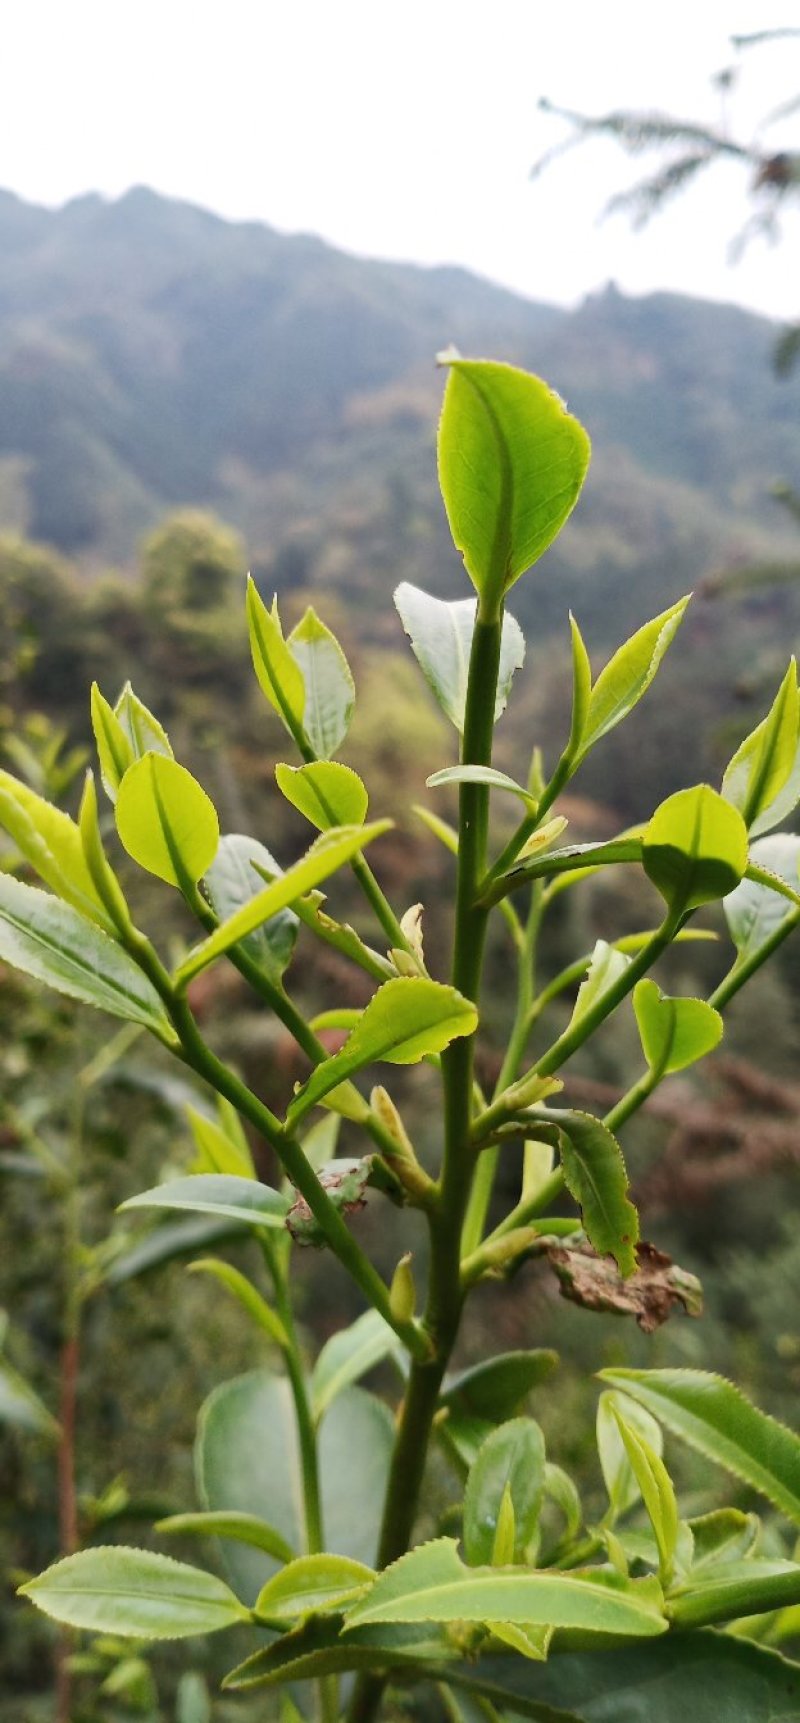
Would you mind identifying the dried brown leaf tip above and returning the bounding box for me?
[543,1237,703,1332]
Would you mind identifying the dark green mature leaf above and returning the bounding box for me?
[223,1614,458,1694]
[642,785,748,914]
[275,761,368,830]
[463,1420,546,1565]
[600,1369,800,1524]
[437,357,590,612]
[345,1539,665,1636]
[669,1561,800,1629]
[119,1175,289,1230]
[721,661,799,833]
[19,1547,247,1639]
[632,980,722,1075]
[0,769,114,928]
[546,1112,638,1277]
[394,585,525,731]
[575,599,690,762]
[288,608,355,759]
[197,1371,393,1604]
[176,821,391,986]
[724,833,800,960]
[287,978,477,1124]
[105,1216,241,1285]
[445,1633,800,1720]
[0,1353,58,1437]
[203,834,298,981]
[440,1352,558,1422]
[115,755,219,888]
[0,874,171,1032]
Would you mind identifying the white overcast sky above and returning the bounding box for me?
[3,2,799,319]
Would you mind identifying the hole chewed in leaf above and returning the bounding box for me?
[543,1237,702,1333]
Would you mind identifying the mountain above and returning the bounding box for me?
[0,184,798,658]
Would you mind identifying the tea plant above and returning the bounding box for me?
[5,357,800,1721]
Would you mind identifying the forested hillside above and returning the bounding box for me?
[0,184,798,651]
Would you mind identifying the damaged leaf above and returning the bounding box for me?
[543,1239,702,1333]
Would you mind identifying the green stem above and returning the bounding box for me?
[347,611,503,1723]
[461,883,544,1255]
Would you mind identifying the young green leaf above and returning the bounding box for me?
[275,761,368,830]
[439,1352,558,1423]
[78,771,133,934]
[611,1405,679,1584]
[569,940,631,1029]
[485,836,642,904]
[599,1368,800,1524]
[489,1620,552,1661]
[566,613,593,757]
[156,1511,294,1566]
[596,1390,664,1522]
[0,768,115,929]
[642,785,748,914]
[723,833,800,960]
[119,1174,289,1231]
[287,977,478,1124]
[0,874,171,1033]
[437,357,591,613]
[344,1538,666,1636]
[574,599,690,762]
[246,580,307,749]
[115,754,219,889]
[186,1105,255,1179]
[550,1111,638,1277]
[203,834,299,982]
[255,1555,374,1625]
[188,1260,288,1348]
[176,821,391,986]
[114,682,173,764]
[632,980,722,1076]
[426,765,536,807]
[721,660,800,833]
[463,1419,546,1566]
[687,1508,760,1572]
[104,1216,245,1286]
[311,1309,401,1422]
[222,1614,456,1693]
[394,584,525,732]
[288,607,355,759]
[19,1547,247,1639]
[91,683,135,802]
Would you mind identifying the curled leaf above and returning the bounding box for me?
[543,1239,702,1333]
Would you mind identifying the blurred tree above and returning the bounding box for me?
[534,26,800,371]
[141,510,246,620]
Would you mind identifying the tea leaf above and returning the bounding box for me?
[276,761,368,829]
[668,1560,800,1629]
[463,1419,546,1565]
[203,834,299,982]
[311,1309,401,1421]
[437,357,590,612]
[288,608,355,759]
[394,584,525,731]
[439,1352,558,1423]
[599,1368,800,1524]
[724,833,800,960]
[255,1555,374,1625]
[550,1111,638,1277]
[91,684,134,803]
[642,785,748,914]
[576,599,689,761]
[288,978,477,1123]
[0,875,171,1032]
[115,755,219,888]
[611,1404,679,1584]
[156,1511,294,1566]
[0,769,114,929]
[345,1538,665,1635]
[246,581,306,747]
[114,683,173,763]
[427,765,535,807]
[120,1174,290,1230]
[177,822,390,985]
[633,980,722,1075]
[19,1547,247,1639]
[721,660,799,832]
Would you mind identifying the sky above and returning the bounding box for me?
[3,1,799,320]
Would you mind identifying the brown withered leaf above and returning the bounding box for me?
[543,1237,702,1333]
